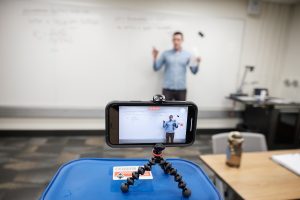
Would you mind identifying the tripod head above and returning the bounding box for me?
[153,143,165,155]
[152,94,166,103]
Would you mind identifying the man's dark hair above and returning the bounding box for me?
[173,31,184,39]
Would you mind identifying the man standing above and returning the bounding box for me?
[163,115,178,143]
[152,31,201,101]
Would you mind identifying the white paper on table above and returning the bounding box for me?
[271,153,300,176]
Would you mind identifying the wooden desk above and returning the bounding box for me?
[200,149,300,200]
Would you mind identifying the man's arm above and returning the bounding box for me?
[173,121,178,128]
[189,57,201,74]
[153,48,165,71]
[163,120,166,128]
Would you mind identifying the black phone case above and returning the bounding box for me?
[105,100,198,148]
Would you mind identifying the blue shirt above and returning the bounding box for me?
[163,120,178,133]
[153,49,199,90]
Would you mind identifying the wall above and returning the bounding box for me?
[242,2,291,96]
[279,4,300,101]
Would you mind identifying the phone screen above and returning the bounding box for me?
[119,106,188,144]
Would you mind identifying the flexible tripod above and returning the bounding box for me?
[120,144,192,197]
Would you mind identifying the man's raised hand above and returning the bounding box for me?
[196,57,201,64]
[152,47,159,60]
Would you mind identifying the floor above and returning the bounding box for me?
[0,134,213,200]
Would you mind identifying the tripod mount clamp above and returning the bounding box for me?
[152,94,166,103]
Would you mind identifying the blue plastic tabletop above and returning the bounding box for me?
[41,158,221,200]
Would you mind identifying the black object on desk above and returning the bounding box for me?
[228,95,300,149]
[253,88,269,96]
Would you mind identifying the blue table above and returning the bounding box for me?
[41,158,221,200]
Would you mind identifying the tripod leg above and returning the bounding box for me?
[159,159,192,197]
[120,144,191,197]
[120,158,155,193]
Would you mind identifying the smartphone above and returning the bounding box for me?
[105,101,198,147]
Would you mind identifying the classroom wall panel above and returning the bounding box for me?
[279,4,300,101]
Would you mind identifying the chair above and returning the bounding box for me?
[211,132,267,199]
[212,132,267,154]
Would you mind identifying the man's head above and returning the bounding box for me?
[169,115,173,120]
[172,31,184,51]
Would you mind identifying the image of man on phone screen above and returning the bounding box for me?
[163,115,178,143]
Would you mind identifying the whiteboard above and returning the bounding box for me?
[0,1,244,110]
